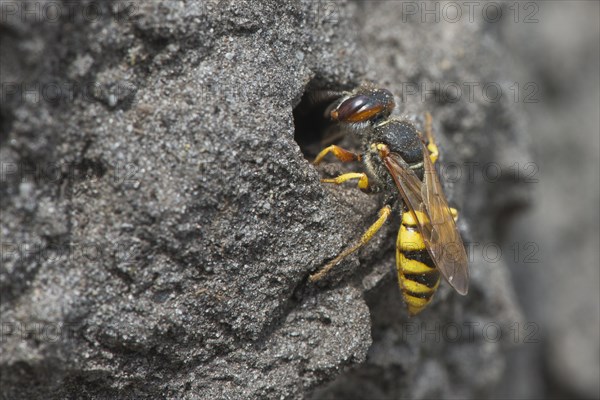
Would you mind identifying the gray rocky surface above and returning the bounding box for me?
[1,1,597,399]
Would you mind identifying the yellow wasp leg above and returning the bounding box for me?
[423,112,439,164]
[450,207,458,222]
[313,145,361,165]
[309,205,392,282]
[321,172,369,190]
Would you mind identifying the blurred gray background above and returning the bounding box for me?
[493,2,599,399]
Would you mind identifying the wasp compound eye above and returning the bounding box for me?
[331,89,395,123]
[331,95,378,122]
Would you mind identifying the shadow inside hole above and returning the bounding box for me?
[293,82,354,160]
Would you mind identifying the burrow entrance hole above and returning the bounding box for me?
[292,80,356,160]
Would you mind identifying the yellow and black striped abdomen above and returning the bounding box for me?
[396,211,440,316]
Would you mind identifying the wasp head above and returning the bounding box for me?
[329,88,395,125]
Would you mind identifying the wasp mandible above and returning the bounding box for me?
[309,86,469,316]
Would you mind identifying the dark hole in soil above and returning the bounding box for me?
[292,80,353,160]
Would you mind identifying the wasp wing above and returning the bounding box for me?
[381,145,469,295]
[420,142,469,294]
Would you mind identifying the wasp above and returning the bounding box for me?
[309,86,469,316]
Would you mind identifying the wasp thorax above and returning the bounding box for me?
[331,89,395,123]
